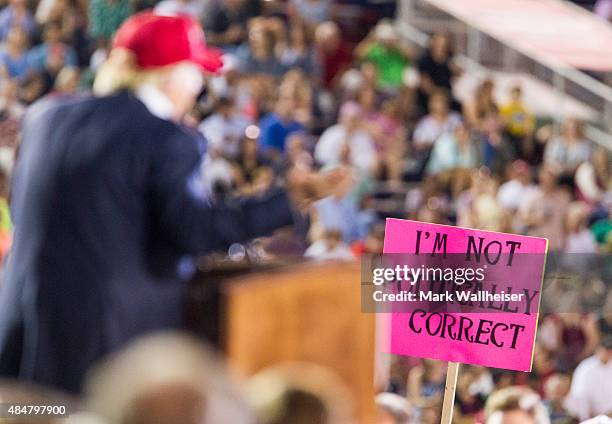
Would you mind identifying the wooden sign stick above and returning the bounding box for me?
[440,361,460,424]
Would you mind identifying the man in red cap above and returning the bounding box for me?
[0,12,335,394]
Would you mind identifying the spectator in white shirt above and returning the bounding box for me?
[497,160,537,212]
[413,89,462,150]
[426,122,480,176]
[314,101,377,174]
[564,201,598,254]
[199,96,250,159]
[566,334,612,421]
[304,228,354,261]
[544,118,591,176]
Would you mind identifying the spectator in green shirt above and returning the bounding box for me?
[89,0,133,42]
[355,20,412,91]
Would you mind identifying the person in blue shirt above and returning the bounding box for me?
[236,18,287,77]
[0,0,35,41]
[0,26,32,82]
[27,22,77,74]
[259,93,304,157]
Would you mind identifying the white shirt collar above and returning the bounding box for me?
[135,84,175,121]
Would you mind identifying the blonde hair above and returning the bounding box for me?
[485,386,550,424]
[93,48,168,96]
[84,332,252,424]
[245,362,355,424]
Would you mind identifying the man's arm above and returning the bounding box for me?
[150,127,294,254]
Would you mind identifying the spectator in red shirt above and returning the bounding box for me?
[314,21,352,89]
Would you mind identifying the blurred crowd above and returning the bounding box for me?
[0,0,611,423]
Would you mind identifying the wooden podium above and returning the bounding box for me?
[189,260,376,422]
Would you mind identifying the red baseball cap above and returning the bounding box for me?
[113,11,223,72]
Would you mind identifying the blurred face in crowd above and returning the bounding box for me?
[291,23,307,48]
[341,112,360,132]
[428,92,449,117]
[217,98,234,118]
[275,93,295,121]
[267,17,286,43]
[376,23,398,49]
[481,79,494,97]
[423,359,445,380]
[518,168,532,185]
[475,82,494,112]
[416,199,444,224]
[538,167,557,191]
[510,86,522,102]
[287,135,313,171]
[279,70,305,97]
[6,27,27,53]
[565,203,588,232]
[44,23,62,44]
[364,228,385,253]
[482,111,502,134]
[223,0,244,11]
[381,100,401,120]
[430,33,450,60]
[358,87,376,112]
[470,168,497,196]
[381,37,396,49]
[248,19,273,56]
[597,345,612,363]
[507,160,531,185]
[10,0,27,9]
[562,118,583,141]
[455,124,470,147]
[543,374,570,402]
[533,345,554,374]
[315,22,340,53]
[360,62,377,86]
[420,405,440,424]
[20,74,45,103]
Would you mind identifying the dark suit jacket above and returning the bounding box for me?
[0,92,294,393]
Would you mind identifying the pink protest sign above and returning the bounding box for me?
[381,218,548,372]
